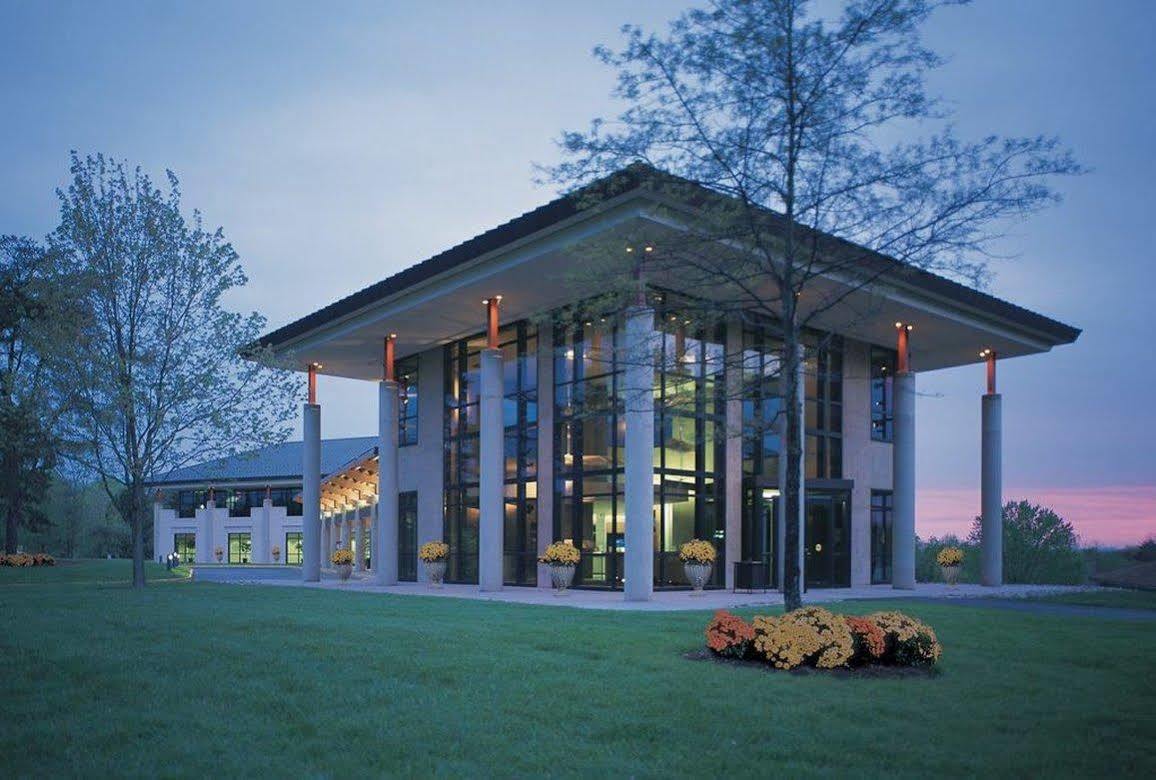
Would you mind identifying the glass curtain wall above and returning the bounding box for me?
[285,531,303,565]
[741,323,783,583]
[553,297,726,590]
[443,322,538,585]
[399,491,418,581]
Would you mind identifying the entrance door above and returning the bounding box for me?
[805,491,851,588]
[742,482,778,588]
[577,491,623,588]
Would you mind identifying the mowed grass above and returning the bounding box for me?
[1036,588,1156,611]
[1,563,1153,778]
[0,558,189,585]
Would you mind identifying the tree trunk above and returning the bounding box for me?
[130,480,146,588]
[782,323,803,611]
[4,498,18,554]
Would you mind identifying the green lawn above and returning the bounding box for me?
[0,557,189,585]
[1035,588,1156,611]
[1,563,1153,777]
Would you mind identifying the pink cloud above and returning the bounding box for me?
[917,485,1156,547]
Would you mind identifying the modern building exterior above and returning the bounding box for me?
[246,166,1078,600]
[150,437,377,565]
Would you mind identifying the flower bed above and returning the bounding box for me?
[701,608,941,673]
[0,553,55,567]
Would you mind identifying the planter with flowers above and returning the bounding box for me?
[937,546,964,586]
[418,541,449,587]
[679,539,717,594]
[331,549,354,581]
[214,546,224,563]
[539,541,581,595]
[271,545,281,563]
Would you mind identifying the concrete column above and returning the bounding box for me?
[377,380,400,585]
[152,500,163,561]
[478,347,504,591]
[370,501,378,571]
[535,327,554,588]
[254,498,271,564]
[302,402,321,582]
[355,515,367,572]
[777,343,805,591]
[623,306,655,601]
[197,506,213,563]
[724,319,743,589]
[891,371,916,589]
[981,393,1003,586]
[320,516,329,567]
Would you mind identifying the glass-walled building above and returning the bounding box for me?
[247,164,1079,599]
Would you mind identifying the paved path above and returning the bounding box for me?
[916,596,1156,622]
[205,567,1108,612]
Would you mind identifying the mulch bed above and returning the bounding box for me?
[683,648,938,678]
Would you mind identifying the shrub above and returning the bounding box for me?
[330,549,354,566]
[868,611,942,667]
[753,607,854,670]
[969,501,1084,584]
[705,610,755,659]
[0,553,55,567]
[845,616,885,665]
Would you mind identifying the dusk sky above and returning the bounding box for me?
[2,0,1152,545]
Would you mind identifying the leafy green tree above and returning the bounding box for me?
[50,153,300,587]
[0,236,75,553]
[969,500,1084,584]
[549,0,1079,608]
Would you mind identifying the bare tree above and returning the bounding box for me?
[50,153,300,587]
[548,0,1079,609]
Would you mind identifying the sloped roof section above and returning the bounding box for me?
[148,436,377,486]
[253,163,1079,352]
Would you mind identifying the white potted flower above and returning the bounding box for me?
[418,541,449,587]
[679,540,716,594]
[331,549,354,581]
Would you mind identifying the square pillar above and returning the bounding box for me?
[981,393,1003,586]
[891,372,916,589]
[356,515,368,572]
[723,320,743,589]
[623,306,655,601]
[302,403,321,581]
[376,380,400,585]
[478,347,504,591]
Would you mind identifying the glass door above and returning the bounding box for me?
[804,491,851,588]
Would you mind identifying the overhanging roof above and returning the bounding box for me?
[253,165,1079,378]
[147,436,377,488]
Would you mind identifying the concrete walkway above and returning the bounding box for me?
[221,567,1105,612]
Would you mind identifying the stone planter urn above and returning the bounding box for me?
[940,564,961,586]
[214,549,223,563]
[548,564,576,596]
[684,562,713,594]
[272,549,281,563]
[424,560,447,588]
[337,562,353,582]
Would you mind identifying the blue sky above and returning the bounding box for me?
[2,1,1153,542]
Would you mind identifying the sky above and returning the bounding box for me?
[1,0,1153,545]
